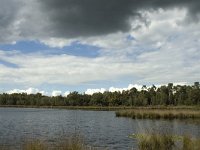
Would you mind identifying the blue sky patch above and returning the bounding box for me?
[0,59,19,68]
[0,40,100,58]
[126,35,136,41]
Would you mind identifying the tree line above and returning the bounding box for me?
[0,82,200,106]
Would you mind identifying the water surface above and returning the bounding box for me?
[0,108,199,149]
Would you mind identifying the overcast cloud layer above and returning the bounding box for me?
[0,0,200,93]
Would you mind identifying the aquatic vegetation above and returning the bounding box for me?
[137,134,175,150]
[0,135,97,150]
[23,140,47,150]
[55,135,91,150]
[131,133,200,150]
[182,136,200,150]
[116,109,200,119]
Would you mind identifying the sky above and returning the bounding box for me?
[0,0,200,96]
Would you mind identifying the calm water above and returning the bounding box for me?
[0,108,200,150]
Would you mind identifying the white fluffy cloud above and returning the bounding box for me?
[85,88,106,95]
[0,51,138,86]
[40,38,75,48]
[7,88,46,95]
[51,91,62,97]
[63,91,70,97]
[6,88,71,97]
[85,84,148,95]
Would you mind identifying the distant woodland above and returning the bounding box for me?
[0,82,200,106]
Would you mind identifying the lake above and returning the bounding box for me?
[0,107,200,150]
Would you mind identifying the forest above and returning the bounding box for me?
[0,82,200,107]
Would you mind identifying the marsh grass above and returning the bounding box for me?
[133,133,200,150]
[0,145,10,150]
[22,140,47,150]
[116,109,200,120]
[137,134,175,150]
[55,134,93,150]
[0,135,97,150]
[182,136,200,150]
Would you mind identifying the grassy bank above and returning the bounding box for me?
[116,109,200,119]
[132,133,200,150]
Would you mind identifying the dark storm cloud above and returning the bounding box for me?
[39,0,136,38]
[37,0,200,38]
[0,0,200,42]
[0,0,23,43]
[0,0,19,27]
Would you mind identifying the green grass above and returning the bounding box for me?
[116,109,200,119]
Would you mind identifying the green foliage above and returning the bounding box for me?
[0,82,200,107]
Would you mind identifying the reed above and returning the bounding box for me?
[133,133,200,150]
[22,140,47,150]
[22,136,96,150]
[137,134,175,150]
[182,136,200,150]
[6,135,97,150]
[55,135,91,150]
[116,109,200,119]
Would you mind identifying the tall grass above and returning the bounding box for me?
[55,135,91,150]
[137,134,175,150]
[182,136,200,150]
[116,109,200,119]
[23,140,47,150]
[134,133,200,150]
[0,135,97,150]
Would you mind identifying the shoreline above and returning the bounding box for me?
[0,105,200,111]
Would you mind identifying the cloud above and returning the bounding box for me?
[38,0,200,39]
[7,87,46,95]
[0,0,23,43]
[6,88,71,97]
[63,91,70,97]
[51,90,62,97]
[40,38,75,48]
[1,0,200,45]
[85,84,145,95]
[1,6,200,91]
[85,84,152,95]
[85,88,106,95]
[0,50,139,86]
[109,84,144,93]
